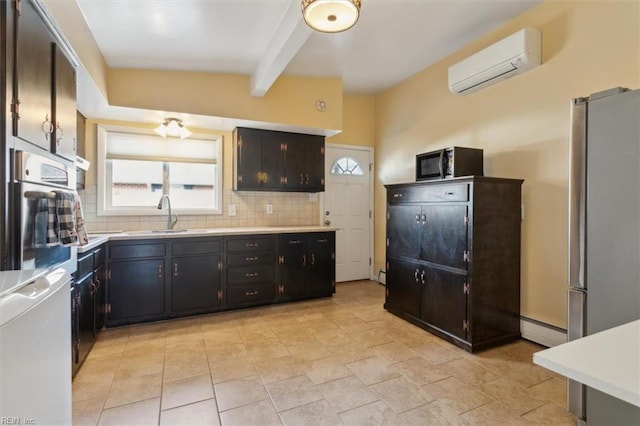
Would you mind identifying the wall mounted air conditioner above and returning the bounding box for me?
[448,28,541,95]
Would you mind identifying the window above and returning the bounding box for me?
[330,156,364,175]
[97,125,222,215]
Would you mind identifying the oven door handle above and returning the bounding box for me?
[438,149,445,178]
[24,190,57,199]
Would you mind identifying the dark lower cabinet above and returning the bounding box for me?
[171,254,221,312]
[385,177,523,352]
[278,232,335,300]
[225,236,277,308]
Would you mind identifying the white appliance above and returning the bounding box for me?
[448,28,541,95]
[0,268,72,425]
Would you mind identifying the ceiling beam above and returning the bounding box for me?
[250,1,313,97]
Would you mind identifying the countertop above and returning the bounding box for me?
[78,226,336,253]
[533,320,640,407]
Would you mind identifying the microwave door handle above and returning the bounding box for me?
[438,150,445,178]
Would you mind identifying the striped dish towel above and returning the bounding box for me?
[55,191,78,246]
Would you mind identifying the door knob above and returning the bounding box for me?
[325,220,331,226]
[325,211,330,216]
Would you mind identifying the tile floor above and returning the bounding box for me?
[72,280,576,425]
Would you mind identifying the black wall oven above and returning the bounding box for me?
[12,150,77,272]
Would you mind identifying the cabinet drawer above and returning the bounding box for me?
[93,246,105,269]
[77,253,93,279]
[227,250,275,267]
[227,282,276,306]
[226,237,275,252]
[172,239,221,256]
[388,184,469,203]
[227,265,275,285]
[109,243,165,259]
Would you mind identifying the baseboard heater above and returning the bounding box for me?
[520,315,567,347]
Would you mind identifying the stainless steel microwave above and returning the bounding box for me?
[416,147,484,181]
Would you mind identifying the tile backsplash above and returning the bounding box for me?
[79,185,321,232]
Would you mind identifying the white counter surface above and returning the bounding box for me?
[533,320,640,407]
[78,226,336,253]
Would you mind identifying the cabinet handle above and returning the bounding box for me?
[302,254,307,266]
[420,270,426,285]
[393,193,403,199]
[89,281,96,296]
[299,174,304,184]
[305,174,310,185]
[311,254,315,265]
[245,272,259,277]
[415,213,421,223]
[56,122,64,145]
[95,278,101,288]
[245,242,258,248]
[158,265,163,278]
[245,290,259,296]
[245,256,258,261]
[41,114,53,139]
[289,240,301,244]
[414,269,419,282]
[317,238,328,243]
[173,262,179,277]
[421,214,427,223]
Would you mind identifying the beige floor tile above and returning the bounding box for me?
[203,329,243,345]
[121,339,166,360]
[219,399,283,426]
[349,328,395,347]
[317,375,379,414]
[336,318,373,334]
[245,342,291,360]
[304,357,352,385]
[392,357,451,386]
[521,401,577,425]
[330,342,375,364]
[159,398,220,425]
[275,329,319,346]
[98,397,160,426]
[266,375,324,412]
[255,355,309,384]
[479,377,547,415]
[104,372,163,409]
[206,342,249,362]
[214,374,269,411]
[74,355,121,381]
[280,399,342,426]
[73,397,105,426]
[72,376,113,404]
[440,357,501,386]
[528,376,567,407]
[209,355,258,384]
[164,339,206,361]
[299,318,340,333]
[338,400,402,425]
[163,353,210,382]
[312,329,355,347]
[285,341,333,361]
[370,376,433,413]
[420,377,493,414]
[86,339,126,359]
[346,356,401,385]
[408,341,464,365]
[370,341,417,364]
[114,354,165,381]
[400,400,468,426]
[460,401,529,426]
[162,373,214,410]
[502,360,557,388]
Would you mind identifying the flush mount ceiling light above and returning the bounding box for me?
[302,0,361,33]
[154,117,192,139]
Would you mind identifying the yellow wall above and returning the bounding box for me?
[328,95,376,147]
[374,0,640,328]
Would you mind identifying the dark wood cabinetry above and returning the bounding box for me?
[12,0,76,160]
[385,177,523,352]
[225,236,277,307]
[104,231,335,327]
[278,232,335,300]
[171,239,222,313]
[233,127,325,193]
[72,243,105,377]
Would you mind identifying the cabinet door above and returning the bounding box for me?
[420,205,468,269]
[108,258,166,321]
[304,136,325,191]
[52,45,76,161]
[387,204,421,258]
[283,135,306,191]
[278,234,307,300]
[70,286,79,375]
[307,233,334,298]
[76,274,95,368]
[14,0,53,150]
[261,132,285,190]
[385,257,421,318]
[94,265,106,332]
[236,128,264,190]
[171,254,221,313]
[421,267,467,340]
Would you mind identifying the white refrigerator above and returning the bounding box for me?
[568,87,640,424]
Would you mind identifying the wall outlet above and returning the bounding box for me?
[265,204,273,214]
[228,204,237,216]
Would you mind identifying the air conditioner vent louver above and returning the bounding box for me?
[448,28,541,95]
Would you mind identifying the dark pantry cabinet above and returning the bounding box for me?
[233,127,325,192]
[385,176,523,352]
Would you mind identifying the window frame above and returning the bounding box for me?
[97,124,223,216]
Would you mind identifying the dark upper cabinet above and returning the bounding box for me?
[234,127,324,193]
[12,0,76,160]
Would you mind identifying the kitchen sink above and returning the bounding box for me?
[126,229,190,235]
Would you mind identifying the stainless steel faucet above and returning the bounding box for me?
[157,194,178,229]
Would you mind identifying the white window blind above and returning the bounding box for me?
[105,131,218,164]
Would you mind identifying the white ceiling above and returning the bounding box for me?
[70,0,542,131]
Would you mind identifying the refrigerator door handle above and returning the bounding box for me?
[567,288,586,420]
[568,99,588,289]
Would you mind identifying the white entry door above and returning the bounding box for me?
[324,145,372,282]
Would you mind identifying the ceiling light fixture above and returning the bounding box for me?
[154,117,192,139]
[302,0,361,33]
